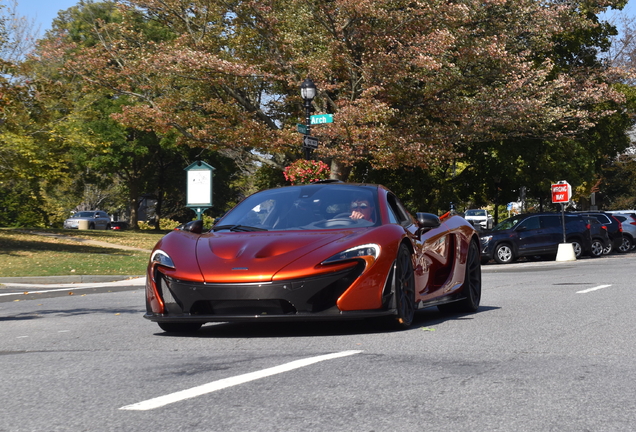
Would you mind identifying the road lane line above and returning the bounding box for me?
[577,284,612,294]
[119,350,363,411]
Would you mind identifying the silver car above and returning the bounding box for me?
[63,211,112,230]
[612,213,636,252]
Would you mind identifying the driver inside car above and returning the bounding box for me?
[349,199,375,222]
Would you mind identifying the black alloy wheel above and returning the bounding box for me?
[392,244,416,328]
[439,240,482,313]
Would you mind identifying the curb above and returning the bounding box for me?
[0,275,144,285]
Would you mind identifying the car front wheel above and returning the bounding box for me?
[494,244,515,264]
[392,244,416,328]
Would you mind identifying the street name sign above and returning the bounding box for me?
[551,181,572,203]
[303,135,319,149]
[310,114,333,125]
[296,123,308,134]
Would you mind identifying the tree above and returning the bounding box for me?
[42,0,625,181]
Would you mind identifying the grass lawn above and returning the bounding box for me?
[0,228,170,277]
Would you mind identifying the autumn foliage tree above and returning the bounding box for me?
[32,0,627,185]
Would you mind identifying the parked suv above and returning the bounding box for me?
[581,216,611,258]
[480,213,592,264]
[464,209,494,231]
[611,213,636,252]
[574,212,623,254]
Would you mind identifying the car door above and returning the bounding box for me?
[97,212,109,229]
[515,215,548,254]
[540,215,564,252]
[386,193,449,302]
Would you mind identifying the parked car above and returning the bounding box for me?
[63,211,111,230]
[480,213,592,264]
[611,213,636,252]
[110,221,129,230]
[574,212,623,254]
[144,182,482,333]
[581,216,611,258]
[463,209,494,231]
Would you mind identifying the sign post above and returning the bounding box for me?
[551,181,572,242]
[551,181,575,261]
[185,161,215,220]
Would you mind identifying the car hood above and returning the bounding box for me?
[195,229,366,283]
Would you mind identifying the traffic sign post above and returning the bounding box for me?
[551,181,572,246]
[303,135,319,149]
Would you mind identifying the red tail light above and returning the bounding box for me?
[601,225,607,230]
[586,223,591,230]
[610,215,622,232]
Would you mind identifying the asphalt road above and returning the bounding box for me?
[1,253,635,431]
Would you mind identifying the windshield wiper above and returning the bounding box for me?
[212,224,268,232]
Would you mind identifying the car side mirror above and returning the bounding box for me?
[179,219,204,234]
[416,212,441,230]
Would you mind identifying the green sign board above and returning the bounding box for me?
[310,114,333,125]
[297,123,308,134]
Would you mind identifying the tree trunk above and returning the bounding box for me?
[129,180,140,230]
[330,160,351,181]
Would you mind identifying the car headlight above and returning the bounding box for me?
[322,244,380,266]
[480,235,492,245]
[150,249,175,269]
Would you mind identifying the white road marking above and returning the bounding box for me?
[119,350,363,411]
[577,284,612,294]
[0,278,145,297]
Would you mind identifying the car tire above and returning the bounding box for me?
[391,244,416,328]
[438,240,481,313]
[494,243,515,264]
[158,322,203,333]
[618,236,633,253]
[603,243,613,255]
[88,223,95,229]
[589,239,604,258]
[569,239,583,258]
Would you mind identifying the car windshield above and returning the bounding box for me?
[215,184,380,231]
[492,216,524,231]
[465,210,486,216]
[72,212,96,218]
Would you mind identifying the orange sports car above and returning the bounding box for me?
[144,182,482,332]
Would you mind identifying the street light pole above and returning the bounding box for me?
[300,78,316,160]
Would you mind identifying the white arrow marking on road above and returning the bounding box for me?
[119,350,363,411]
[576,284,612,294]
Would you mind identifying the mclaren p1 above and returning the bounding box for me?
[144,182,482,332]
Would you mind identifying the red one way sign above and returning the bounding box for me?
[551,181,572,203]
